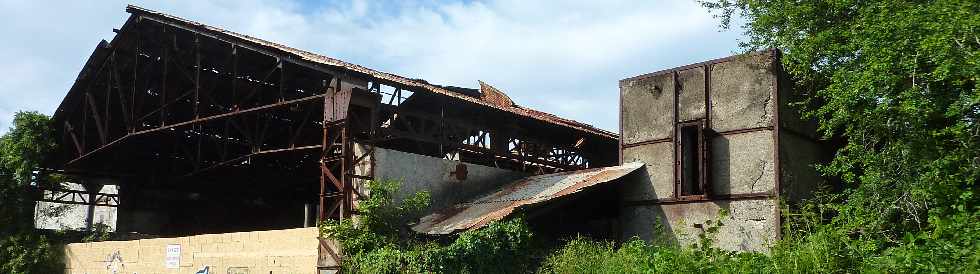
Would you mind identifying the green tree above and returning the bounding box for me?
[702,0,980,270]
[0,111,62,273]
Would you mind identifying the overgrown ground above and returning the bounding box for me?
[321,180,979,273]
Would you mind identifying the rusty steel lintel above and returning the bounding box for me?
[621,192,776,207]
[320,164,343,191]
[84,92,108,144]
[64,121,85,155]
[136,87,195,122]
[372,104,590,169]
[771,49,784,240]
[671,70,680,198]
[110,53,133,130]
[39,168,133,178]
[621,126,776,150]
[374,128,582,171]
[65,93,327,166]
[180,144,322,178]
[37,198,119,208]
[134,14,347,84]
[37,187,120,207]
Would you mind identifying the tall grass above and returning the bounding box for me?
[538,211,980,273]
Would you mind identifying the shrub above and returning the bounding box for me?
[320,179,536,273]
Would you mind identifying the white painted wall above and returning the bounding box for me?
[34,182,118,231]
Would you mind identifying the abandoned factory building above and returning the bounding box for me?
[41,5,827,274]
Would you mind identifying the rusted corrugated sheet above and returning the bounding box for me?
[412,162,644,234]
[478,80,515,108]
[124,5,616,139]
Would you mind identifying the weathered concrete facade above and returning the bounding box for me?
[352,144,528,210]
[618,50,825,251]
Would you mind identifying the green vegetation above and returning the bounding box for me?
[704,0,979,241]
[703,0,979,271]
[320,180,537,273]
[538,0,980,272]
[0,111,62,274]
[325,1,979,273]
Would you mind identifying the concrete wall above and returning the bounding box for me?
[619,51,784,252]
[621,199,778,251]
[354,144,527,209]
[64,227,321,274]
[777,70,827,203]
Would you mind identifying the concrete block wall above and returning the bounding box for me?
[617,50,820,252]
[64,227,321,274]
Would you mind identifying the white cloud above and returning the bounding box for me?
[0,0,742,133]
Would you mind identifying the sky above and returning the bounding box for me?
[0,0,744,133]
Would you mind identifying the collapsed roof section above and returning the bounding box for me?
[413,162,643,234]
[46,5,619,224]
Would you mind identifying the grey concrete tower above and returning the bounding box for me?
[617,50,826,252]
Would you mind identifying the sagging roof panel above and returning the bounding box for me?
[123,5,616,140]
[412,162,644,234]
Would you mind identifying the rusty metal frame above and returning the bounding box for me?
[48,6,620,235]
[35,187,120,207]
[675,119,708,200]
[771,49,784,239]
[622,192,775,207]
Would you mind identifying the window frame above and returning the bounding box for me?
[675,119,710,200]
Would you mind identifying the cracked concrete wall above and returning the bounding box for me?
[621,142,674,201]
[677,67,707,121]
[621,199,778,252]
[619,130,776,202]
[711,130,776,195]
[354,145,527,210]
[619,52,778,199]
[619,51,782,252]
[709,53,776,132]
[621,73,674,143]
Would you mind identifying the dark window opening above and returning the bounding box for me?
[678,121,707,197]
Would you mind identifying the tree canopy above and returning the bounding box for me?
[0,111,61,274]
[705,0,979,238]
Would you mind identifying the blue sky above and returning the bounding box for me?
[0,0,743,133]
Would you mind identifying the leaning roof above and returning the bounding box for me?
[413,162,644,234]
[121,5,615,139]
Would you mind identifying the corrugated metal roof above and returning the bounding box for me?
[124,5,616,140]
[412,162,644,234]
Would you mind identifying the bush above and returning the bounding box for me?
[0,232,61,274]
[539,208,980,273]
[320,179,537,273]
